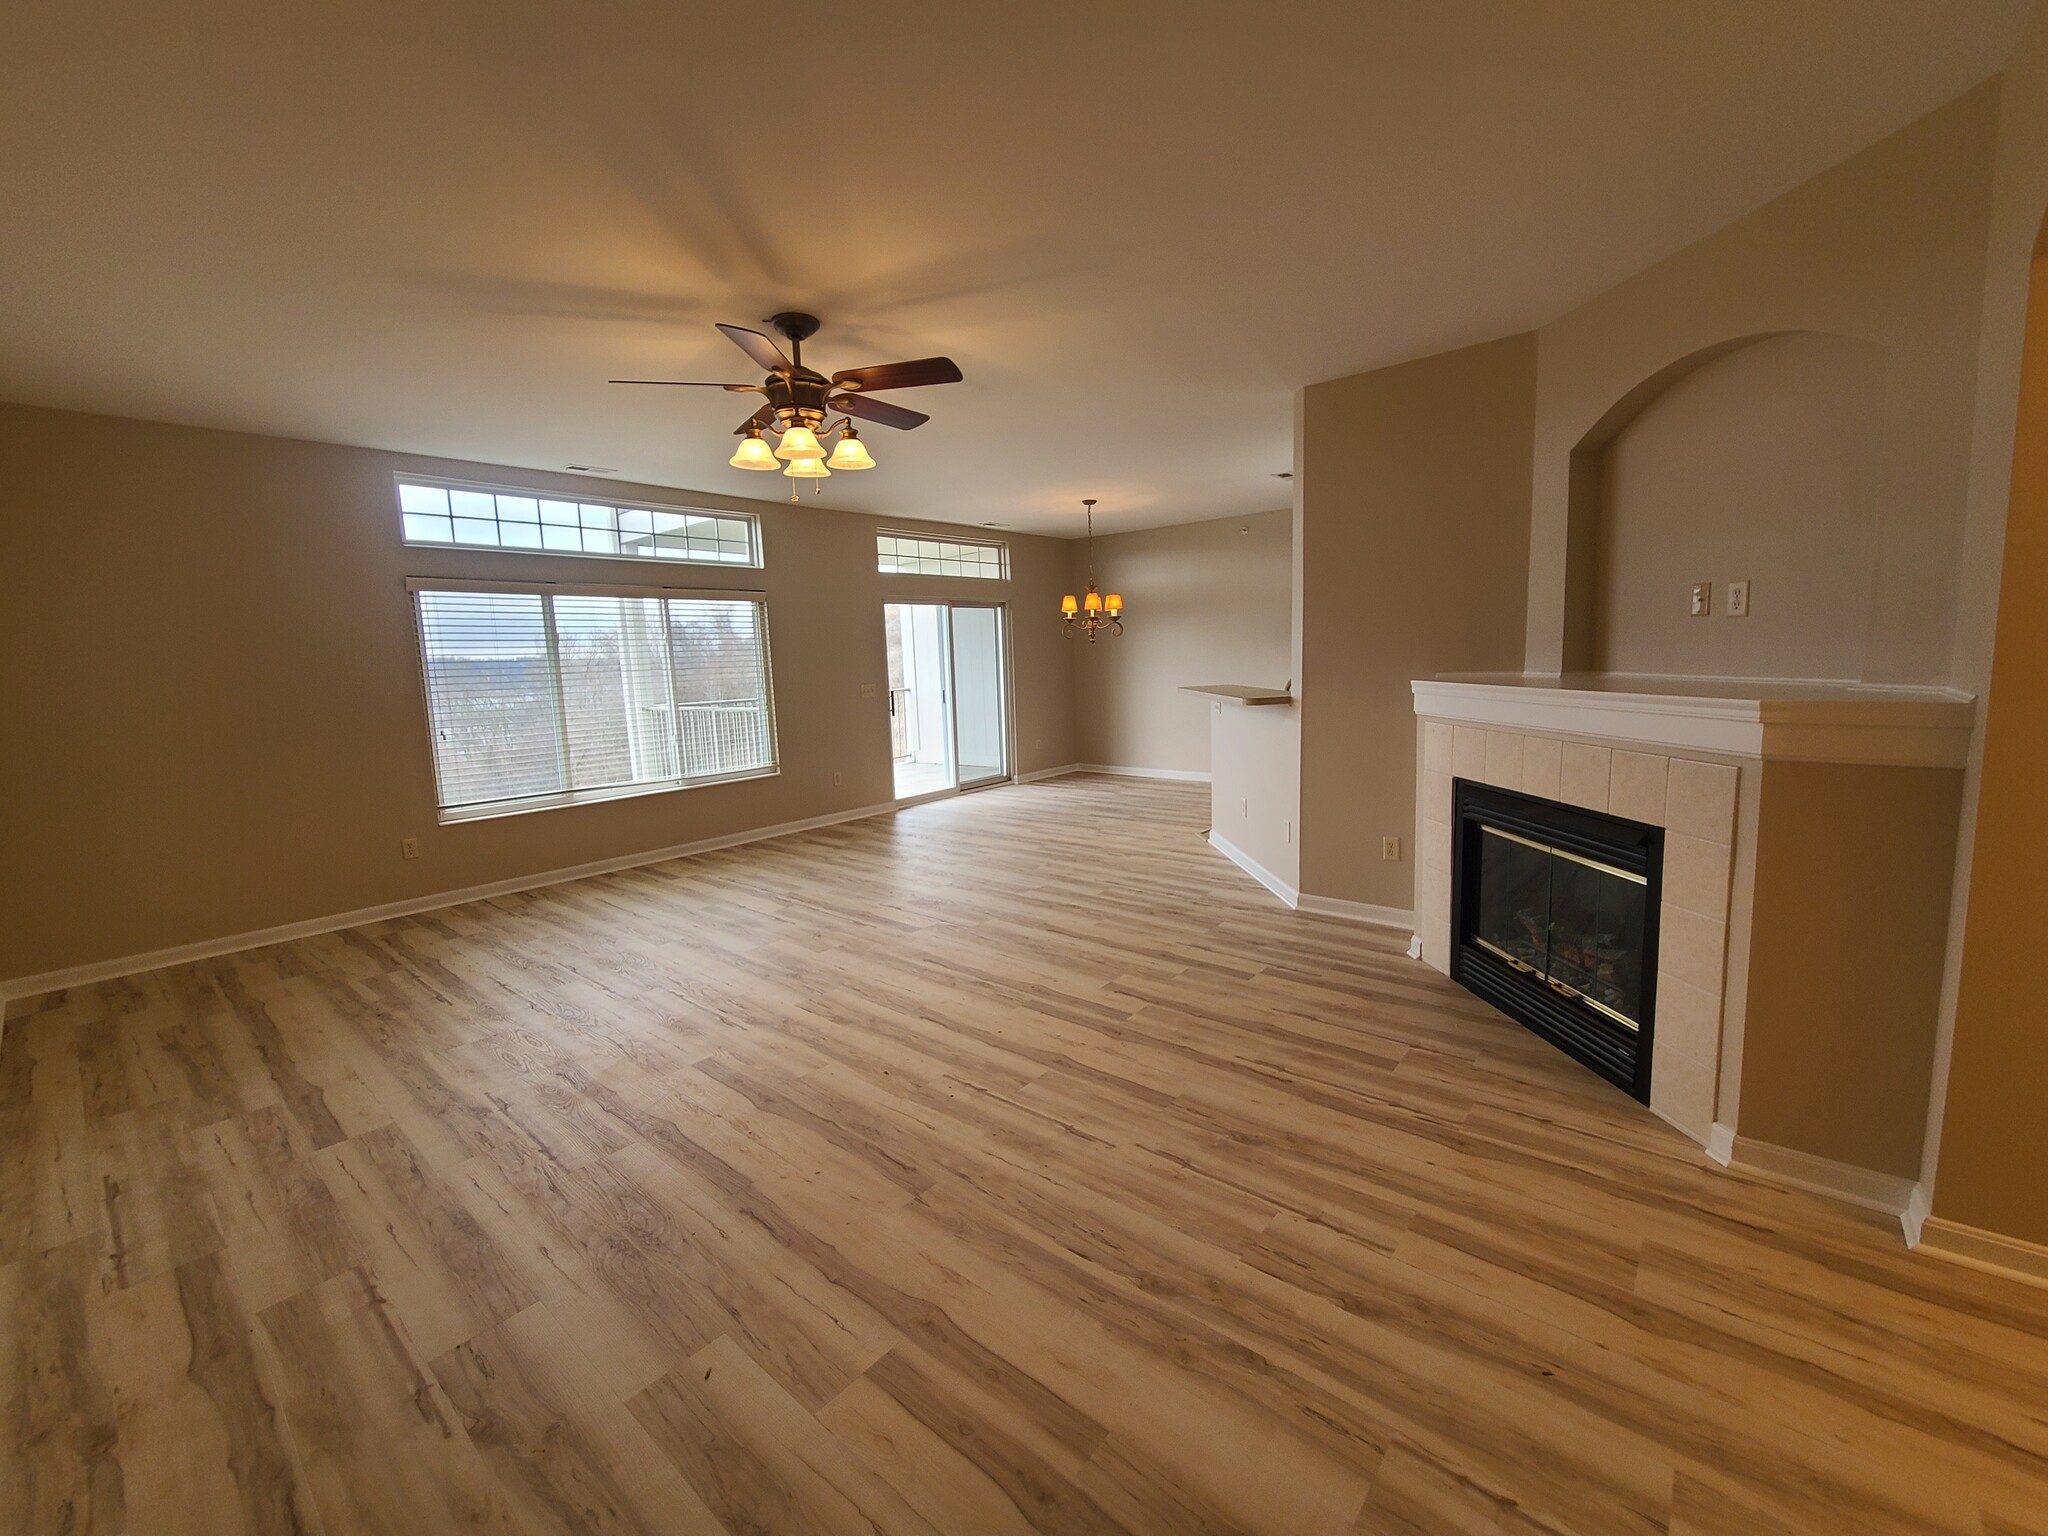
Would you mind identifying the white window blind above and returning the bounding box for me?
[399,480,759,566]
[413,586,777,819]
[876,533,1007,579]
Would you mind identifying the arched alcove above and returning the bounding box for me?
[1559,331,1889,679]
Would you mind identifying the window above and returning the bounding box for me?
[399,479,759,566]
[411,582,777,819]
[876,532,1007,579]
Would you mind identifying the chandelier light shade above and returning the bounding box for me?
[783,455,831,478]
[1060,498,1126,642]
[775,424,826,460]
[728,429,779,470]
[827,428,876,470]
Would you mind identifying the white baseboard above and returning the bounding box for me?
[1074,763,1212,782]
[1406,933,1423,960]
[1704,1122,1736,1167]
[0,800,899,1003]
[1901,1182,1931,1247]
[1912,1213,2048,1291]
[1207,830,1299,908]
[1723,1133,1916,1218]
[1295,893,1415,932]
[1016,763,1082,783]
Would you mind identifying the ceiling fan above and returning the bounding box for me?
[611,311,963,495]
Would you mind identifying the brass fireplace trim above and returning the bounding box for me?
[1480,823,1647,885]
[1473,935,1642,1033]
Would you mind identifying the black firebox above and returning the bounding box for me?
[1450,780,1663,1102]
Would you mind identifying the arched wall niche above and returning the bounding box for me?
[1557,330,1890,679]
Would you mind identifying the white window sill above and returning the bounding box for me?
[437,765,780,824]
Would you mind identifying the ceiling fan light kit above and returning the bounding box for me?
[1061,499,1126,642]
[612,311,962,500]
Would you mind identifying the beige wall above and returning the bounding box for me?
[1297,333,1536,911]
[1933,246,2048,1244]
[0,402,1075,984]
[1593,331,1886,679]
[1069,510,1292,774]
[1527,84,2001,686]
[1920,10,2048,1249]
[1739,762,1964,1179]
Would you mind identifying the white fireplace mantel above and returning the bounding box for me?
[1409,673,1975,768]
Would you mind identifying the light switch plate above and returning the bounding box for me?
[1690,582,1712,617]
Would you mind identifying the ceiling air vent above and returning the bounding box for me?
[563,463,617,474]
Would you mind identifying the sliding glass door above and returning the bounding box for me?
[883,602,1009,801]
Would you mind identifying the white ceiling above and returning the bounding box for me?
[0,2,2030,536]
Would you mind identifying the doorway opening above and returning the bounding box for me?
[883,602,1009,801]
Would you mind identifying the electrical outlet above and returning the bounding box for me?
[859,682,877,699]
[1242,797,1250,818]
[1690,582,1712,617]
[832,770,843,786]
[1382,836,1401,861]
[1285,820,1293,844]
[1726,579,1750,618]
[400,837,420,860]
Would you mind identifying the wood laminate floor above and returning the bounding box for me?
[6,776,2047,1535]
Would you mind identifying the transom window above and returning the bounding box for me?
[399,479,759,566]
[876,532,1007,580]
[411,581,777,820]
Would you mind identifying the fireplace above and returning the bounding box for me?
[1451,780,1663,1102]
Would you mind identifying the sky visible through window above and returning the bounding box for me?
[399,481,757,565]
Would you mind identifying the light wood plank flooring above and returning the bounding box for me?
[6,775,2047,1535]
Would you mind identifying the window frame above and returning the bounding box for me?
[874,530,1009,581]
[407,575,780,823]
[395,473,764,569]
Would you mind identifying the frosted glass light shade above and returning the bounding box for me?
[776,425,825,460]
[728,432,778,470]
[827,433,876,470]
[783,456,831,478]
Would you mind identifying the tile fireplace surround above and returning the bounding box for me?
[1412,675,1973,1213]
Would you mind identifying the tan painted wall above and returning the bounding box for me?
[1933,249,2048,1244]
[1593,331,1886,679]
[1069,510,1292,774]
[1919,9,2048,1246]
[1738,762,1964,1179]
[1297,333,1536,911]
[0,402,1075,983]
[1527,85,2001,685]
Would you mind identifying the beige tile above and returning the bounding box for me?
[1659,902,1727,994]
[1413,863,1447,930]
[1419,769,1452,824]
[1520,736,1562,803]
[1422,720,1452,775]
[1559,743,1612,811]
[1452,726,1488,781]
[1650,1041,1718,1143]
[1609,751,1669,825]
[1655,972,1723,1062]
[1663,832,1732,920]
[1419,814,1452,876]
[1666,757,1739,842]
[1484,731,1522,790]
[1422,911,1453,974]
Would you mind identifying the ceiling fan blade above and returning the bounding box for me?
[734,404,778,434]
[609,379,763,390]
[829,357,964,393]
[831,392,930,430]
[716,323,792,373]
